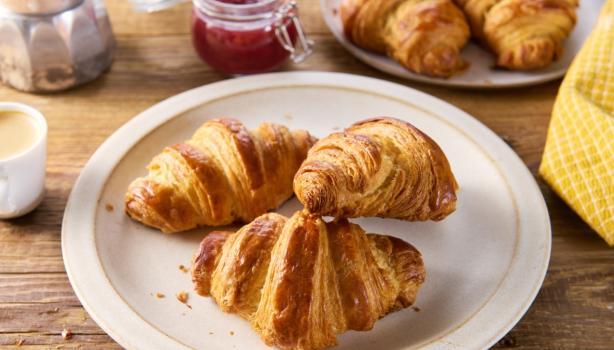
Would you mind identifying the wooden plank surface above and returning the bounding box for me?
[0,0,612,349]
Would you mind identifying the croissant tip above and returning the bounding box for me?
[191,230,233,296]
[294,179,331,216]
[301,196,330,217]
[124,194,144,223]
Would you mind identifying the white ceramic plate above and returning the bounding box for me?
[62,72,550,350]
[320,0,602,88]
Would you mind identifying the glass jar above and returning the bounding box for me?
[191,0,312,75]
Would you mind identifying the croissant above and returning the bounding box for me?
[294,117,457,221]
[341,0,471,77]
[192,211,425,350]
[125,118,316,233]
[455,0,578,70]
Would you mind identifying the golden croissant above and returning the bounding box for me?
[455,0,578,70]
[192,211,425,350]
[294,117,458,221]
[125,118,316,233]
[341,0,470,77]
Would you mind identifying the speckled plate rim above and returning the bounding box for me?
[62,71,550,350]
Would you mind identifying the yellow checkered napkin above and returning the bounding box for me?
[539,0,614,246]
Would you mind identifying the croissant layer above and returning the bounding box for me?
[341,0,470,77]
[125,118,316,233]
[294,117,458,221]
[192,211,425,350]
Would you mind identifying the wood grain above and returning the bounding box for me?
[0,0,612,349]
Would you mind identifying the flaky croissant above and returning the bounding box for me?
[455,0,578,70]
[341,0,470,77]
[294,117,458,221]
[192,211,425,350]
[125,118,316,233]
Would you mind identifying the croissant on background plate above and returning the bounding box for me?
[455,0,578,70]
[341,0,471,77]
[125,118,316,233]
[294,117,458,221]
[192,211,425,350]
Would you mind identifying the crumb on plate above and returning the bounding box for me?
[176,291,189,304]
[229,331,235,336]
[44,307,60,314]
[105,203,114,212]
[412,306,421,312]
[156,292,165,299]
[179,264,190,273]
[61,328,73,340]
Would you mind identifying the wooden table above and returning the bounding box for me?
[1,1,612,349]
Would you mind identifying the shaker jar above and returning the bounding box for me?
[191,0,312,75]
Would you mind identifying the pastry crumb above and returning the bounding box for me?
[332,8,338,16]
[332,126,341,131]
[105,203,114,212]
[61,328,73,340]
[44,307,60,314]
[209,331,214,335]
[155,292,165,299]
[176,291,189,304]
[179,264,190,273]
[412,306,421,312]
[229,331,235,336]
[283,113,293,120]
[15,338,24,346]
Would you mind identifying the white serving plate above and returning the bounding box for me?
[320,0,603,88]
[62,72,550,350]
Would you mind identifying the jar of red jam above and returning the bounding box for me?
[191,0,312,75]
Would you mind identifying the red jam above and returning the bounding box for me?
[191,0,298,75]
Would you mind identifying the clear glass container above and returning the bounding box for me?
[191,0,312,75]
